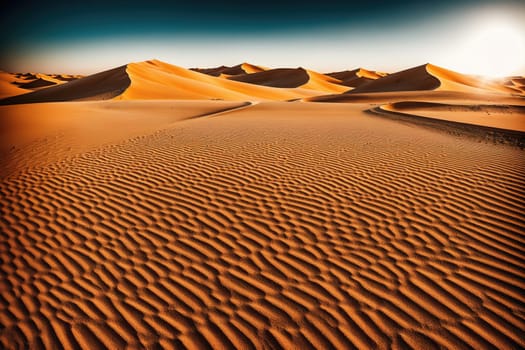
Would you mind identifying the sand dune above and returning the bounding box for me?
[347,64,518,95]
[504,77,525,94]
[228,68,310,87]
[191,63,266,77]
[327,68,387,88]
[121,60,321,100]
[0,72,31,99]
[2,61,522,104]
[228,68,348,93]
[1,60,329,104]
[16,77,60,90]
[0,65,131,104]
[1,100,524,349]
[0,72,83,98]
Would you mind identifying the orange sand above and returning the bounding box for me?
[1,99,524,349]
[1,60,524,349]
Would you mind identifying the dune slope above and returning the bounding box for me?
[228,68,311,87]
[349,64,441,93]
[349,64,517,94]
[0,66,130,104]
[0,72,31,99]
[1,60,327,104]
[228,68,348,93]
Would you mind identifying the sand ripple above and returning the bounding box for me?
[1,102,524,349]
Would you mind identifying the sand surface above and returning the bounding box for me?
[1,100,524,349]
[0,72,83,99]
[382,102,525,132]
[3,60,522,106]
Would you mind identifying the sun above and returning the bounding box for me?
[457,18,525,77]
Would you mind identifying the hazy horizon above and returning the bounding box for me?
[1,0,524,77]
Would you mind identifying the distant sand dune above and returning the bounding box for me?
[0,65,130,104]
[228,68,310,88]
[0,72,84,99]
[1,61,521,104]
[0,72,31,99]
[327,68,386,88]
[228,67,348,93]
[1,101,524,349]
[348,64,518,95]
[191,63,266,77]
[1,60,331,104]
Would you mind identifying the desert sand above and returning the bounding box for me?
[1,60,524,349]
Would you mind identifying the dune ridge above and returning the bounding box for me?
[191,63,266,77]
[327,68,387,88]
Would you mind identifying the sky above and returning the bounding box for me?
[1,0,524,76]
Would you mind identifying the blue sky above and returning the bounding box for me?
[1,0,524,76]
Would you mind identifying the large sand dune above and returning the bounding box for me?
[1,99,524,349]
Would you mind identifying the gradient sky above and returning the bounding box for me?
[1,0,524,76]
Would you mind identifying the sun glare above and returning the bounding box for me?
[457,17,525,77]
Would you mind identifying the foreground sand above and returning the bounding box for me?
[1,101,524,349]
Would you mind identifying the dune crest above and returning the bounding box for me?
[326,68,386,88]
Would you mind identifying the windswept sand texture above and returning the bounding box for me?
[1,98,525,349]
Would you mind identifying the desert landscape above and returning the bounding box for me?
[0,58,524,349]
